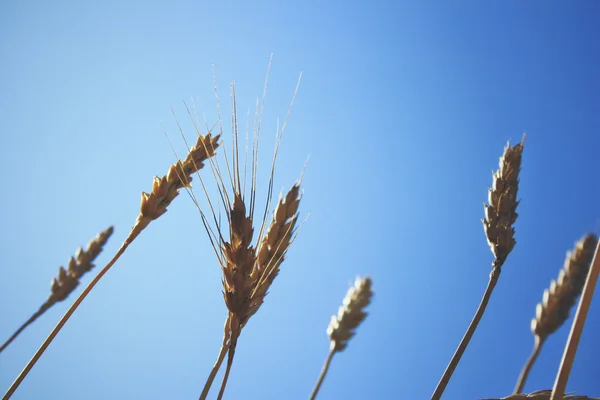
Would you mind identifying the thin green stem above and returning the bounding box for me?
[431,267,501,400]
[550,241,600,400]
[309,345,336,400]
[514,335,544,394]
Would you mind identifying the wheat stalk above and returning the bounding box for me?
[309,276,373,400]
[481,390,598,400]
[514,234,598,393]
[0,226,114,353]
[4,131,220,399]
[432,137,525,400]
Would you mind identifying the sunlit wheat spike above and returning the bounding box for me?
[198,68,304,400]
[309,276,373,400]
[327,276,373,352]
[532,234,598,339]
[514,234,599,394]
[247,183,301,321]
[0,226,114,354]
[481,390,599,399]
[483,137,525,269]
[138,132,220,229]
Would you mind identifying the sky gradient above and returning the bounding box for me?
[1,1,599,399]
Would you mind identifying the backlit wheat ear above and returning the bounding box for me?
[0,226,114,353]
[212,183,302,400]
[432,137,525,400]
[309,277,373,400]
[5,131,221,398]
[482,390,598,400]
[514,234,598,393]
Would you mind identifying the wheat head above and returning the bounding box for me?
[135,132,220,238]
[483,138,524,269]
[327,276,373,352]
[532,234,598,340]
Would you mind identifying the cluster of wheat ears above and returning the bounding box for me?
[1,64,599,400]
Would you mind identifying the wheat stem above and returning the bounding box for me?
[432,267,501,400]
[515,335,544,394]
[199,343,229,400]
[309,346,336,400]
[550,241,600,400]
[0,304,50,353]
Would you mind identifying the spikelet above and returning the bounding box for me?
[49,226,115,303]
[481,390,598,400]
[483,138,524,269]
[137,133,220,233]
[0,226,115,353]
[532,234,598,339]
[327,277,373,351]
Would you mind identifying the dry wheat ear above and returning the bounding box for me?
[196,73,303,400]
[309,276,373,400]
[4,131,220,399]
[0,226,114,353]
[432,137,525,400]
[514,234,598,393]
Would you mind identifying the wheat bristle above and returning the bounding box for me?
[327,276,373,352]
[49,226,115,303]
[482,390,598,399]
[483,138,524,268]
[531,234,598,339]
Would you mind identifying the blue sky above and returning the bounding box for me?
[1,1,599,399]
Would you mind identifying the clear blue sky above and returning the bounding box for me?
[0,1,598,399]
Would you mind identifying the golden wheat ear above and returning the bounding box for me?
[309,277,373,400]
[514,234,598,393]
[5,131,220,399]
[482,390,599,400]
[199,66,303,400]
[0,226,114,354]
[432,137,525,400]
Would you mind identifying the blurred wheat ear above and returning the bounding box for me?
[514,234,598,393]
[309,276,373,400]
[481,390,599,400]
[4,131,220,399]
[197,65,304,400]
[432,137,525,400]
[0,226,114,354]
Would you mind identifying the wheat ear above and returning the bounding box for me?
[0,226,114,353]
[199,70,303,400]
[481,390,598,400]
[432,137,524,400]
[514,234,598,393]
[309,276,373,400]
[4,132,220,399]
[550,238,600,399]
